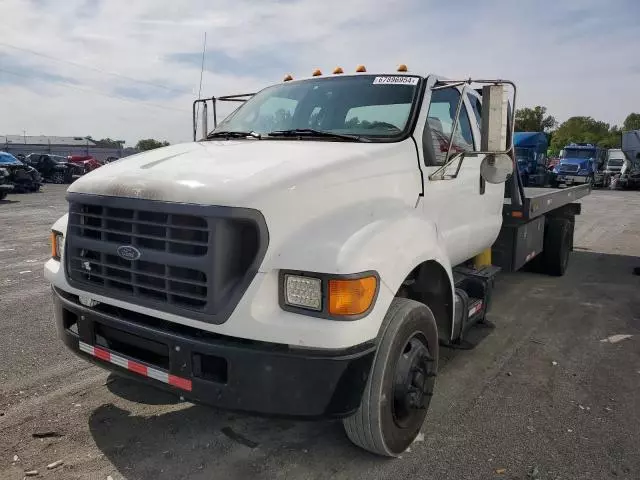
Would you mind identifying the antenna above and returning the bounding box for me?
[194,32,207,134]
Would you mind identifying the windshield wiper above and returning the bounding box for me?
[206,131,262,140]
[267,128,365,142]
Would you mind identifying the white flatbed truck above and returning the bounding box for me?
[45,66,589,456]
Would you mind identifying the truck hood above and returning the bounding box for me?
[67,140,415,207]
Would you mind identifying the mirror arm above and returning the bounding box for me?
[443,86,468,166]
[429,152,467,180]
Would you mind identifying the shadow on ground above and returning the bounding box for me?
[88,250,640,480]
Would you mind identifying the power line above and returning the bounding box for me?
[0,67,188,113]
[0,41,192,95]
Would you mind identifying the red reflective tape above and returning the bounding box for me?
[168,374,192,392]
[128,360,148,377]
[94,346,111,362]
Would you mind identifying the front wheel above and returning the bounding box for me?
[343,298,439,456]
[51,171,66,184]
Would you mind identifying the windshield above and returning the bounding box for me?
[0,153,22,165]
[515,147,533,161]
[562,148,594,159]
[607,159,624,166]
[212,75,421,139]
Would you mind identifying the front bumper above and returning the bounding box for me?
[53,287,374,418]
[0,184,13,193]
[555,174,589,184]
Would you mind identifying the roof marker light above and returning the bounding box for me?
[283,74,293,82]
[333,67,344,74]
[312,69,322,76]
[397,64,408,72]
[355,65,366,72]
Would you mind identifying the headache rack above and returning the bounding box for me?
[192,93,255,141]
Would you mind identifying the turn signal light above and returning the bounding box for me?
[328,276,377,316]
[397,64,408,72]
[51,231,63,260]
[283,74,293,81]
[312,69,322,76]
[355,64,367,72]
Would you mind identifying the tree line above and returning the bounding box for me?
[85,137,171,152]
[514,107,640,155]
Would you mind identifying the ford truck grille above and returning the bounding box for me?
[558,164,579,174]
[65,194,268,324]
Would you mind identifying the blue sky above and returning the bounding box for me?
[0,0,638,144]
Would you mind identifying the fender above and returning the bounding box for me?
[266,202,454,339]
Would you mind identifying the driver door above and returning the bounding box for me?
[414,79,501,266]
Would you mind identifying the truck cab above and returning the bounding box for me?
[605,149,626,175]
[45,68,585,457]
[514,132,549,187]
[554,143,605,186]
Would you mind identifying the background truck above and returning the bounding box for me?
[554,143,606,187]
[620,129,640,189]
[45,68,589,457]
[514,131,550,187]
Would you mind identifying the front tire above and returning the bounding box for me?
[343,298,439,456]
[52,171,66,184]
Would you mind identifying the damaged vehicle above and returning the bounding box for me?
[0,165,13,200]
[0,151,42,193]
[24,153,82,184]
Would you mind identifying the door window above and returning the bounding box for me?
[466,93,482,130]
[423,88,475,166]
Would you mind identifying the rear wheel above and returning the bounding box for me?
[540,217,573,276]
[0,191,7,201]
[343,298,438,456]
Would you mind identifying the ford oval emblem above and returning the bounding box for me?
[117,245,141,261]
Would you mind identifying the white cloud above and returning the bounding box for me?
[0,0,638,146]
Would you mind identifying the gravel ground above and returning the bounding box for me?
[0,185,639,480]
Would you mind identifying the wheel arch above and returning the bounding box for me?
[393,259,454,343]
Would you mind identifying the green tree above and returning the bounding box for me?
[94,138,125,149]
[623,113,640,131]
[514,106,557,132]
[550,116,612,152]
[600,126,622,149]
[136,139,170,151]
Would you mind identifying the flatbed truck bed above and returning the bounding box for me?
[493,183,590,273]
[502,184,591,220]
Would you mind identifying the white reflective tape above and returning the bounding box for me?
[147,368,169,384]
[79,342,94,356]
[109,353,128,369]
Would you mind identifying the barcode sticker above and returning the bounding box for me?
[373,76,419,85]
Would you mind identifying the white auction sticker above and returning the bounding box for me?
[373,76,419,85]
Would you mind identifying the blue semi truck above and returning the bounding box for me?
[554,143,606,187]
[514,132,550,187]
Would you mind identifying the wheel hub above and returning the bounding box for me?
[392,334,434,428]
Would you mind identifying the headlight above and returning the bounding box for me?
[0,167,7,177]
[50,231,63,260]
[284,275,322,311]
[281,271,378,319]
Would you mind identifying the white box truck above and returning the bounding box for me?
[45,66,589,456]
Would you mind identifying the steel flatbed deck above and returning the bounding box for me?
[503,184,591,220]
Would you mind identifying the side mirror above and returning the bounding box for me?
[480,85,509,152]
[480,154,513,184]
